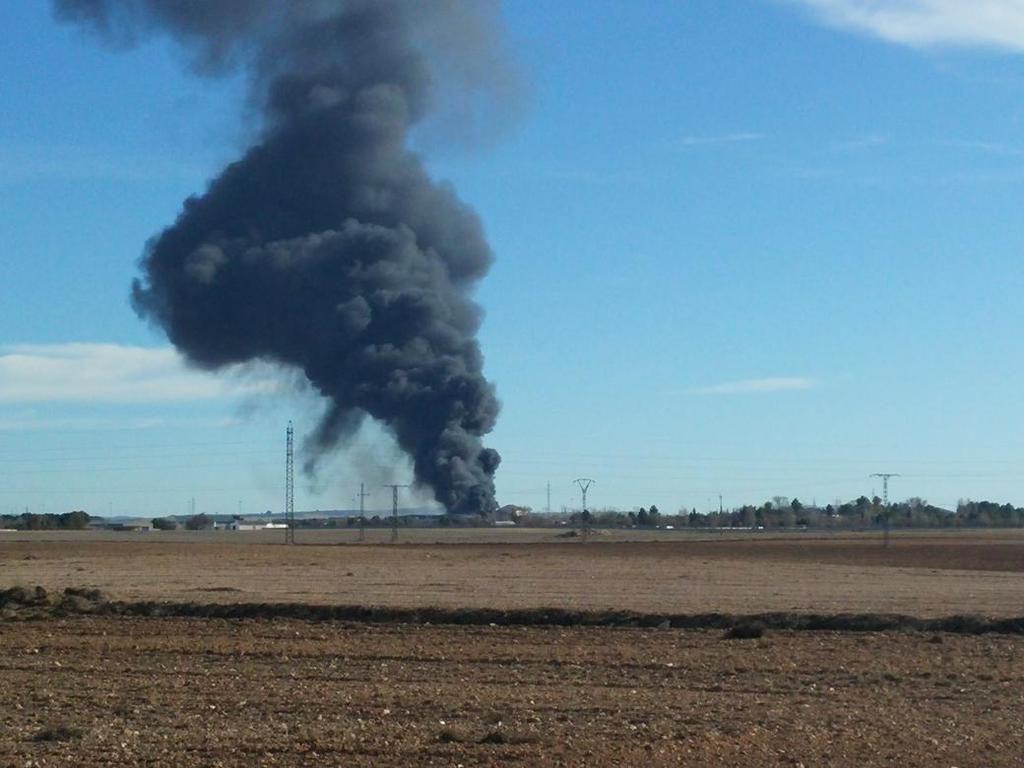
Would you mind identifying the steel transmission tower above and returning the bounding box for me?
[870,473,899,548]
[574,478,595,541]
[357,483,370,542]
[285,421,295,544]
[384,484,409,543]
[574,478,594,511]
[870,473,899,506]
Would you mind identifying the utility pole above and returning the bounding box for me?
[719,494,724,516]
[574,478,595,541]
[870,473,899,548]
[384,484,409,544]
[546,482,551,514]
[357,483,370,543]
[285,421,295,544]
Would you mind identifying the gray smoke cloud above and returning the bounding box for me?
[55,0,508,515]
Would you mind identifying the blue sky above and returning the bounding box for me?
[3,0,1024,517]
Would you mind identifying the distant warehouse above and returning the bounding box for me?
[215,518,288,531]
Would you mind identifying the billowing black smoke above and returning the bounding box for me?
[55,0,506,515]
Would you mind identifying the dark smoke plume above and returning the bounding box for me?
[56,0,508,515]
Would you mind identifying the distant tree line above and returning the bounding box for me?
[256,498,1024,531]
[954,500,1024,528]
[516,497,1024,530]
[0,511,91,530]
[76,497,1024,534]
[184,514,212,530]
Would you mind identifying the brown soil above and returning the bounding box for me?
[1,616,1021,767]
[4,585,1022,634]
[2,530,1024,617]
[3,531,1023,766]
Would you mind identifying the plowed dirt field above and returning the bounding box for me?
[2,529,1024,616]
[2,530,1023,766]
[2,617,1023,767]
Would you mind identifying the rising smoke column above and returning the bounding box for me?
[56,0,506,515]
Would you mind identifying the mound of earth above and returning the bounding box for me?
[0,586,107,619]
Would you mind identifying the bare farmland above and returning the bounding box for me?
[1,529,1023,766]
[1,529,1023,617]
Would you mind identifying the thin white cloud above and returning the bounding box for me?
[831,134,890,152]
[0,414,164,431]
[787,0,1024,51]
[0,343,281,404]
[689,377,820,395]
[0,414,244,432]
[542,168,626,185]
[0,143,208,186]
[936,138,1024,157]
[675,132,765,148]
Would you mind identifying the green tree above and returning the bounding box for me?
[21,513,53,531]
[59,510,90,530]
[185,513,212,531]
[854,496,871,523]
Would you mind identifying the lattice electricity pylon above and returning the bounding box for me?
[870,473,899,548]
[357,483,370,542]
[384,484,409,543]
[870,473,899,506]
[285,421,295,544]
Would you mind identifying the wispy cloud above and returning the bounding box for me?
[0,143,208,186]
[0,413,243,432]
[831,134,890,152]
[0,343,281,404]
[541,168,627,185]
[936,138,1024,158]
[689,377,820,395]
[675,132,765,148]
[787,0,1024,52]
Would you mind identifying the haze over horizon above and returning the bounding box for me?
[3,1,1024,517]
